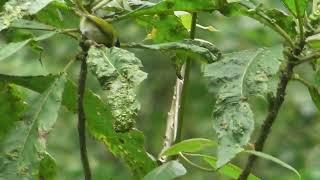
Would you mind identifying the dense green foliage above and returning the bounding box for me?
[0,0,320,179]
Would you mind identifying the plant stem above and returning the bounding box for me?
[238,45,305,180]
[77,40,92,180]
[294,0,305,45]
[175,12,197,144]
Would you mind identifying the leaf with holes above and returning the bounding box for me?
[202,47,283,167]
[0,75,65,179]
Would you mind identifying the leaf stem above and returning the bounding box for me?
[296,52,320,65]
[77,40,92,180]
[294,0,305,45]
[292,74,313,89]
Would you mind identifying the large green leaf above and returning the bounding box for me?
[0,74,156,178]
[161,138,217,157]
[0,83,25,142]
[126,39,221,64]
[0,0,54,31]
[244,150,301,179]
[281,0,307,17]
[203,47,283,167]
[0,75,65,179]
[87,46,147,132]
[143,160,187,180]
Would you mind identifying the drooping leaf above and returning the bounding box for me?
[0,75,66,179]
[308,86,320,111]
[0,0,54,31]
[219,1,297,38]
[0,83,25,142]
[244,150,301,179]
[281,0,307,17]
[201,155,260,180]
[161,138,217,157]
[143,161,187,180]
[87,46,147,132]
[126,39,221,64]
[203,47,283,167]
[0,32,57,62]
[0,74,157,178]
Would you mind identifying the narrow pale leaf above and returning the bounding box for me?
[161,138,217,157]
[87,46,147,132]
[143,161,187,180]
[308,86,320,111]
[203,47,282,167]
[0,75,66,179]
[0,0,54,31]
[127,39,221,64]
[244,150,301,179]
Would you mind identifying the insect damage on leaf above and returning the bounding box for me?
[87,46,147,132]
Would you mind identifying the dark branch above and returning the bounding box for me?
[77,40,92,180]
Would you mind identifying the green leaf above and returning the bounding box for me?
[0,0,54,31]
[38,152,57,180]
[203,47,283,168]
[161,138,217,157]
[10,19,55,30]
[0,75,66,179]
[123,0,226,18]
[0,83,25,142]
[174,11,192,31]
[202,155,260,180]
[0,74,157,178]
[306,33,320,49]
[308,86,320,111]
[143,161,187,180]
[0,32,57,62]
[87,46,147,132]
[126,39,221,64]
[244,150,301,179]
[281,0,307,17]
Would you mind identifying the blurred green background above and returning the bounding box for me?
[0,0,319,179]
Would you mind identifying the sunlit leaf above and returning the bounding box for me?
[281,0,307,17]
[203,47,283,167]
[161,138,217,157]
[0,75,66,179]
[0,0,54,31]
[244,150,301,179]
[143,161,187,180]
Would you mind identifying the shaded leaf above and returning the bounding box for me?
[308,86,320,111]
[203,47,282,167]
[143,161,186,180]
[281,0,307,17]
[126,39,221,64]
[0,83,25,142]
[87,46,147,132]
[10,19,55,30]
[161,138,217,157]
[38,152,57,180]
[244,150,301,179]
[202,155,260,180]
[0,74,156,178]
[0,0,54,31]
[0,75,66,179]
[0,32,57,62]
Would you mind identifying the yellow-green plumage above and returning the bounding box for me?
[80,14,118,47]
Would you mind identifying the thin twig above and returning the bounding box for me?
[77,40,92,180]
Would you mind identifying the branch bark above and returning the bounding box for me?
[77,40,92,180]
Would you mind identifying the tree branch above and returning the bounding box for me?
[238,45,304,179]
[158,13,198,162]
[77,40,92,180]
